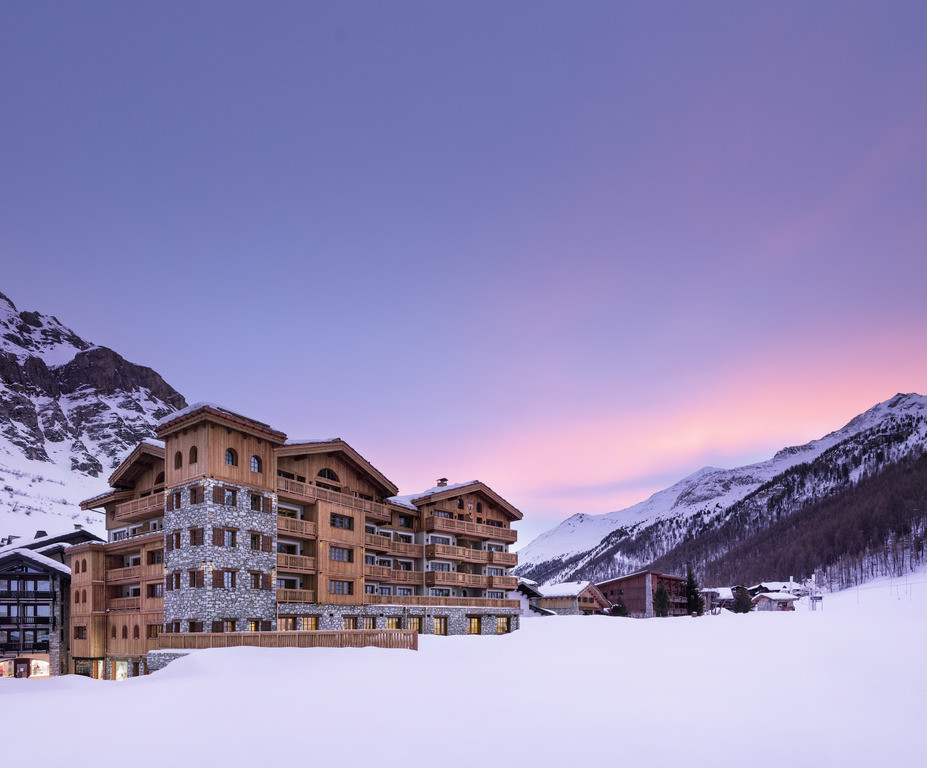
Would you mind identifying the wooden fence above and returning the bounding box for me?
[157,629,418,651]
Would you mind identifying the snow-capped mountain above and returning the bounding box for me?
[0,291,185,540]
[516,393,927,585]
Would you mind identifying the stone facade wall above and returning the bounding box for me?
[49,572,67,676]
[164,479,277,630]
[146,651,189,672]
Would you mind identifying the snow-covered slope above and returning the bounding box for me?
[517,393,927,583]
[0,291,185,539]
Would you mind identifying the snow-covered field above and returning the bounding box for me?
[3,572,926,767]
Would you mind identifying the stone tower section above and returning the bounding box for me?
[156,404,287,632]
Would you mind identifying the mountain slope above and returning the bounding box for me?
[516,393,927,585]
[0,291,185,540]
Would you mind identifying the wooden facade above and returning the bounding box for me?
[72,403,522,677]
[596,571,688,618]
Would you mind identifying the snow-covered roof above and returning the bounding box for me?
[156,401,224,426]
[0,547,71,576]
[749,581,798,593]
[753,592,799,602]
[703,587,734,601]
[539,581,593,598]
[141,437,165,449]
[388,480,481,510]
[156,402,284,437]
[284,438,338,446]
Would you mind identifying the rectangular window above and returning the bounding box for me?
[172,491,181,510]
[487,591,504,599]
[172,531,182,550]
[496,616,511,634]
[467,616,481,635]
[146,624,159,639]
[171,572,182,590]
[247,620,261,632]
[190,486,203,504]
[189,527,203,546]
[147,583,163,598]
[188,571,204,588]
[378,587,391,596]
[434,511,452,519]
[330,514,353,530]
[342,616,358,630]
[360,616,376,630]
[396,515,412,528]
[189,621,203,633]
[385,617,401,630]
[223,619,236,633]
[429,588,450,597]
[330,580,353,595]
[223,571,236,589]
[147,549,163,564]
[431,536,451,545]
[250,572,262,590]
[224,488,237,506]
[250,494,263,512]
[430,563,450,572]
[397,588,413,596]
[301,616,319,631]
[74,625,87,640]
[407,616,422,633]
[486,567,504,576]
[434,616,447,636]
[364,584,376,594]
[250,533,261,550]
[224,529,236,547]
[330,546,353,563]
[278,616,297,631]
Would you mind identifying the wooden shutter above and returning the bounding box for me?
[261,573,272,591]
[166,492,174,511]
[166,533,173,551]
[212,620,223,633]
[197,571,204,588]
[213,486,224,504]
[165,574,173,591]
[212,569,223,588]
[213,527,224,546]
[261,620,271,632]
[262,535,272,552]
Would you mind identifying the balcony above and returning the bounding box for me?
[364,564,392,580]
[277,516,318,538]
[490,575,518,590]
[364,533,424,558]
[277,554,317,573]
[276,478,392,521]
[114,492,165,522]
[425,571,489,588]
[276,588,317,604]
[422,516,517,543]
[363,594,520,609]
[425,543,489,564]
[488,551,518,567]
[0,616,51,626]
[108,596,141,611]
[107,565,141,583]
[157,629,418,652]
[0,591,53,600]
[388,569,421,583]
[0,641,49,653]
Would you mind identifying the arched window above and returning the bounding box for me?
[250,455,262,473]
[111,625,116,639]
[174,451,182,470]
[225,448,238,466]
[82,589,87,603]
[133,625,140,639]
[189,446,198,464]
[74,590,80,604]
[154,472,164,486]
[122,625,128,640]
[81,559,87,573]
[318,468,339,482]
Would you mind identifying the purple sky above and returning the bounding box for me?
[3,3,927,546]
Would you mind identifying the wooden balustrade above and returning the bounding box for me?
[388,569,420,583]
[114,492,165,521]
[364,564,392,579]
[277,516,318,538]
[426,543,490,563]
[364,533,423,557]
[363,594,519,609]
[276,478,392,520]
[422,516,517,543]
[157,629,418,651]
[107,565,141,583]
[108,596,141,611]
[276,588,317,604]
[276,554,317,572]
[490,575,518,589]
[488,551,518,566]
[425,571,488,587]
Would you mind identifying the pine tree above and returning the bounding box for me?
[732,586,754,613]
[653,582,670,617]
[685,564,705,616]
[609,597,629,617]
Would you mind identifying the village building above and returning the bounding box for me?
[0,528,103,678]
[752,592,799,611]
[596,570,688,618]
[533,581,610,615]
[68,403,523,679]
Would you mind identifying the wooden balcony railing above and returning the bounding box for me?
[107,565,141,583]
[422,516,517,543]
[108,596,141,611]
[363,594,520,609]
[425,571,489,588]
[488,551,518,567]
[277,516,318,538]
[426,543,490,563]
[388,569,420,583]
[363,533,423,557]
[364,564,392,580]
[276,554,317,573]
[490,575,518,589]
[114,492,165,522]
[276,588,317,604]
[157,629,417,651]
[276,478,392,521]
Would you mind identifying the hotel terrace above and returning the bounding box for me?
[68,403,522,678]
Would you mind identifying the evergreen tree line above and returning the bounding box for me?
[652,452,927,589]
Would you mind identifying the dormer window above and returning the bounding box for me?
[225,449,238,467]
[250,456,262,473]
[174,452,182,470]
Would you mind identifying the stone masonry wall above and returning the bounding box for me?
[164,479,277,630]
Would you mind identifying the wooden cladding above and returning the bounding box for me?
[157,629,418,651]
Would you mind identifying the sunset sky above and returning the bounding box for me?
[3,3,926,546]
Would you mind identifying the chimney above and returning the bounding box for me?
[437,478,448,487]
[74,524,83,530]
[34,530,48,539]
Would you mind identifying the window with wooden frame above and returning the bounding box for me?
[190,485,203,504]
[330,546,353,563]
[378,586,391,596]
[188,570,204,588]
[171,491,181,510]
[212,619,236,633]
[213,527,237,547]
[467,616,481,635]
[146,624,159,639]
[247,619,261,632]
[121,625,128,639]
[342,616,358,630]
[330,513,353,530]
[360,616,375,630]
[225,448,237,466]
[397,587,413,596]
[250,494,264,512]
[278,616,297,631]
[364,584,376,594]
[496,616,511,634]
[330,579,353,595]
[487,591,504,599]
[189,446,198,464]
[189,527,204,546]
[147,583,163,598]
[385,617,400,630]
[174,451,182,470]
[74,625,87,640]
[172,572,182,590]
[147,549,163,565]
[165,530,182,551]
[434,616,448,635]
[301,616,320,631]
[133,625,140,639]
[212,569,236,589]
[188,621,203,633]
[111,625,117,639]
[429,588,450,597]
[250,456,262,473]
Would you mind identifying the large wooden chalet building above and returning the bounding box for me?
[69,403,522,679]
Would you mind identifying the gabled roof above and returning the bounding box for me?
[538,581,593,598]
[394,480,522,521]
[0,528,103,557]
[107,440,165,489]
[80,488,134,511]
[156,402,287,444]
[276,439,399,497]
[753,592,799,602]
[596,569,685,587]
[0,547,72,576]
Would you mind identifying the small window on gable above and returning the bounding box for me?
[250,455,262,473]
[318,468,339,482]
[154,472,164,486]
[189,446,198,464]
[225,449,238,466]
[174,451,182,470]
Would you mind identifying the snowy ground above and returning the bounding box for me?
[3,573,926,767]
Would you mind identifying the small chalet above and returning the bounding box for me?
[597,570,687,618]
[533,581,610,616]
[752,592,799,612]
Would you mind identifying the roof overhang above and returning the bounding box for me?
[80,489,134,511]
[412,481,522,521]
[107,442,165,488]
[275,439,399,497]
[156,404,287,444]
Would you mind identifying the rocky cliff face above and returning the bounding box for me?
[0,291,186,538]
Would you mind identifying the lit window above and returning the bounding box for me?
[360,616,376,630]
[343,616,358,630]
[385,617,401,630]
[467,616,481,635]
